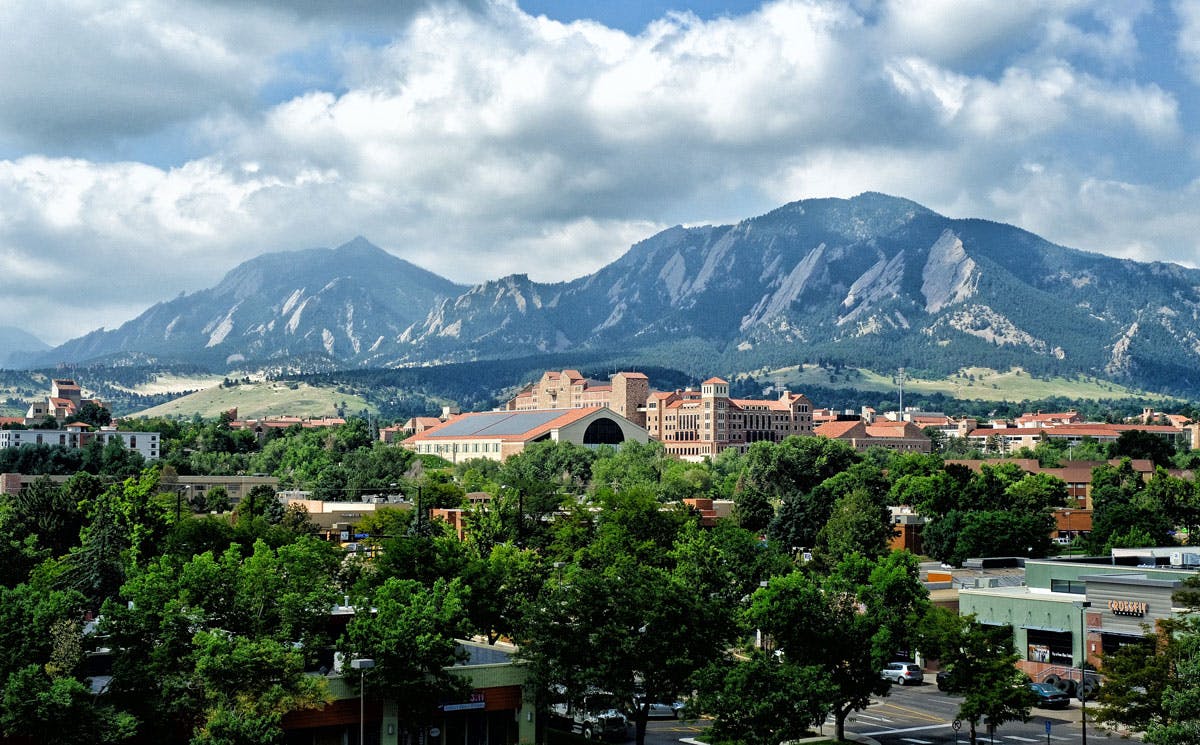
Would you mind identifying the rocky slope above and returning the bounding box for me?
[30,195,1200,394]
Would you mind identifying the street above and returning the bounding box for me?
[840,677,1131,745]
[632,678,1134,745]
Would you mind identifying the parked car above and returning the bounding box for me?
[935,669,952,691]
[548,689,630,740]
[1029,682,1071,709]
[880,662,924,686]
[641,699,685,719]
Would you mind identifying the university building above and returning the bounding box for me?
[506,370,650,427]
[23,378,108,424]
[401,407,649,463]
[642,377,814,461]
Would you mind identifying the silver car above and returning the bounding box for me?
[645,700,685,719]
[880,662,924,686]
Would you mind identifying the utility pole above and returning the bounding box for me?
[1074,600,1091,745]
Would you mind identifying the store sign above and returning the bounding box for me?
[440,692,486,712]
[1108,600,1148,617]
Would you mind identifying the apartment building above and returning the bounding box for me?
[642,378,814,461]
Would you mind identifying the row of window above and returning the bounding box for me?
[417,442,501,454]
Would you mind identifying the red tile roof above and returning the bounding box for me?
[815,420,863,438]
[865,422,926,439]
[702,377,728,385]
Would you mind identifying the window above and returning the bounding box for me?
[1050,579,1086,595]
[1026,629,1073,665]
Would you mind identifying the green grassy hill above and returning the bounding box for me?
[758,364,1171,403]
[131,380,376,420]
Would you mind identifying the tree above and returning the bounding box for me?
[590,441,666,495]
[99,436,145,479]
[746,553,928,742]
[692,650,832,745]
[1145,626,1200,744]
[1094,632,1171,735]
[461,542,546,644]
[189,633,330,745]
[202,484,231,513]
[100,538,341,743]
[10,475,85,557]
[69,401,112,428]
[311,464,349,501]
[236,484,284,524]
[732,483,773,533]
[342,577,471,741]
[1088,460,1175,552]
[921,608,1034,745]
[1095,577,1200,743]
[65,469,166,608]
[814,488,895,566]
[765,452,877,554]
[743,436,859,499]
[0,664,136,744]
[1149,469,1200,545]
[499,441,595,547]
[1110,429,1176,468]
[519,507,730,745]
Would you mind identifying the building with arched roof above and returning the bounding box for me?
[400,406,648,462]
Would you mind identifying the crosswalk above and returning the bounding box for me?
[863,722,1079,741]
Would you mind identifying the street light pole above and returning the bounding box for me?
[1073,601,1091,745]
[351,658,375,745]
[175,484,190,521]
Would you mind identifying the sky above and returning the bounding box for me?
[3,0,1199,346]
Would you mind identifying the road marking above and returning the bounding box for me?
[862,723,955,736]
[873,699,952,723]
[854,714,894,722]
[1004,737,1041,742]
[900,739,933,744]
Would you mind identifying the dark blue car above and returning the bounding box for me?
[1029,682,1070,709]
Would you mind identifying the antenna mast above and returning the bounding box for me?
[898,367,905,419]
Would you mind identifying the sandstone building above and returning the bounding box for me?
[506,370,650,427]
[642,377,814,461]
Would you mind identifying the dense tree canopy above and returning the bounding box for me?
[5,412,1180,744]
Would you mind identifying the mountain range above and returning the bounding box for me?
[0,327,49,369]
[23,193,1200,396]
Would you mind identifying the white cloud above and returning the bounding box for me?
[0,0,298,152]
[1177,0,1200,84]
[0,0,1197,346]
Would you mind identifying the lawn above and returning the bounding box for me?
[762,364,1168,403]
[131,380,376,420]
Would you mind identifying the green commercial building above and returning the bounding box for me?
[959,550,1198,684]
